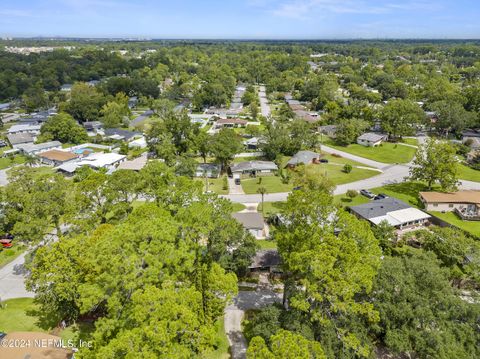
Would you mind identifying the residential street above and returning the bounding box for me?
[225,288,282,359]
[258,85,271,117]
[0,250,34,300]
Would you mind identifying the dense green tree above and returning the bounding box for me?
[381,99,425,139]
[39,112,88,144]
[210,129,243,170]
[63,82,107,122]
[334,118,370,146]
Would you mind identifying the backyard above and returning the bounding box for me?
[430,211,480,238]
[323,138,416,164]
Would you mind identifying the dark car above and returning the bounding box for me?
[360,189,375,199]
[319,159,329,163]
[293,186,303,191]
[374,193,389,200]
[234,178,241,185]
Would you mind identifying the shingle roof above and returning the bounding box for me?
[357,132,385,143]
[349,197,411,220]
[38,149,78,162]
[287,150,320,166]
[7,132,35,145]
[249,250,282,269]
[104,128,142,140]
[232,212,265,230]
[230,161,278,173]
[420,191,480,205]
[17,141,62,154]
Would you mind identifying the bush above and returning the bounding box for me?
[222,176,228,190]
[343,163,353,173]
[346,189,358,199]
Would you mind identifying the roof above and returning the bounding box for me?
[232,212,265,230]
[117,153,148,171]
[7,132,35,145]
[104,128,142,141]
[83,121,103,129]
[357,132,385,143]
[370,208,431,227]
[17,141,62,154]
[79,152,126,168]
[287,150,320,166]
[0,332,74,359]
[216,118,248,125]
[249,250,282,269]
[8,124,42,134]
[197,163,221,172]
[319,125,337,133]
[462,130,480,138]
[420,191,480,205]
[38,149,78,162]
[230,161,278,173]
[350,197,411,220]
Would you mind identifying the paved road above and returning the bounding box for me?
[258,85,271,117]
[130,110,154,126]
[225,289,282,359]
[0,250,35,300]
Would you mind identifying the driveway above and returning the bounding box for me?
[258,85,271,117]
[225,289,282,359]
[228,176,245,195]
[0,251,34,300]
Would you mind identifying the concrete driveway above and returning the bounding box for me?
[225,289,282,359]
[0,250,34,300]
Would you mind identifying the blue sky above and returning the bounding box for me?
[0,0,479,39]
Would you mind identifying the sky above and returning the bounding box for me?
[0,0,479,39]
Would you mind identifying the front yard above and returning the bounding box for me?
[323,138,416,164]
[0,244,27,268]
[457,163,480,182]
[195,176,229,195]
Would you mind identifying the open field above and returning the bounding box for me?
[323,138,416,164]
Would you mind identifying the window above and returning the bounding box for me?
[449,204,454,208]
[433,204,438,207]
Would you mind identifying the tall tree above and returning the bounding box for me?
[381,99,425,139]
[210,129,243,170]
[39,112,89,144]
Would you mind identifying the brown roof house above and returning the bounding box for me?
[420,191,480,221]
[38,149,78,166]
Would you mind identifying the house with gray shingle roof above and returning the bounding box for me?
[230,161,278,177]
[357,132,386,147]
[286,150,321,167]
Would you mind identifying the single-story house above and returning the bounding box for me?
[104,128,142,142]
[196,163,221,178]
[7,132,35,147]
[319,125,337,138]
[117,153,148,171]
[17,141,62,156]
[57,152,126,174]
[214,118,248,129]
[420,191,480,221]
[60,84,73,92]
[232,212,268,239]
[230,161,278,177]
[357,133,386,147]
[37,149,78,166]
[83,121,104,132]
[286,150,321,167]
[249,249,282,273]
[8,124,42,135]
[0,331,74,359]
[128,136,147,149]
[349,197,431,230]
[244,137,263,150]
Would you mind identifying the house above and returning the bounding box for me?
[249,249,282,273]
[230,161,278,177]
[83,121,104,132]
[214,118,248,129]
[244,137,263,150]
[357,133,386,147]
[117,153,148,171]
[17,141,62,156]
[232,212,268,239]
[60,84,73,92]
[128,96,138,109]
[57,152,126,173]
[196,163,221,178]
[104,128,142,142]
[462,130,480,142]
[37,149,78,166]
[319,125,337,138]
[349,197,431,230]
[8,124,42,135]
[0,332,74,359]
[286,150,321,167]
[420,191,480,221]
[0,102,11,111]
[128,136,147,149]
[7,132,35,147]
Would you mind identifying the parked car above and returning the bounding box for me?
[234,178,241,185]
[0,238,13,248]
[293,186,303,191]
[360,189,376,199]
[319,159,329,163]
[374,193,389,200]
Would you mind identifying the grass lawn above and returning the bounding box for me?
[323,138,416,164]
[0,155,26,169]
[430,211,480,238]
[257,201,287,217]
[196,176,229,195]
[242,164,378,194]
[233,156,264,163]
[0,243,27,268]
[231,203,246,212]
[202,317,230,359]
[321,154,374,168]
[401,138,419,146]
[334,194,370,207]
[0,298,94,344]
[257,239,277,249]
[457,163,480,182]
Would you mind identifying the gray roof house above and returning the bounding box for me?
[16,141,62,155]
[287,150,321,167]
[349,197,431,230]
[195,163,221,178]
[104,128,142,142]
[230,161,278,176]
[249,250,282,273]
[357,133,386,147]
[232,212,268,239]
[7,133,35,147]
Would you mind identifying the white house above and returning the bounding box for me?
[357,133,386,147]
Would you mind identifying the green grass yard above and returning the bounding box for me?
[457,163,480,182]
[323,138,416,164]
[401,138,419,146]
[0,155,26,169]
[196,176,229,195]
[256,239,277,249]
[430,211,480,238]
[231,203,246,212]
[202,317,230,359]
[257,201,287,217]
[0,244,27,268]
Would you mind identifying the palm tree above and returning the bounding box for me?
[257,186,268,215]
[24,154,38,167]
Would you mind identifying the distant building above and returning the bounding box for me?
[286,150,321,167]
[8,124,42,135]
[7,133,35,147]
[17,141,62,156]
[349,197,431,230]
[214,118,248,129]
[117,153,148,171]
[104,128,142,142]
[60,84,73,92]
[357,133,386,147]
[195,163,221,178]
